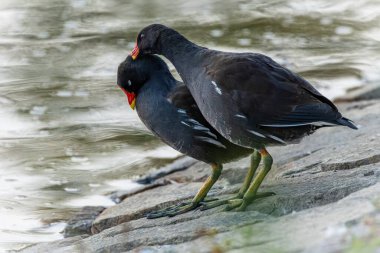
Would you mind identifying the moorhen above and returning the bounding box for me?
[131,24,358,211]
[117,55,276,218]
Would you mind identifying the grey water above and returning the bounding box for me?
[0,0,379,251]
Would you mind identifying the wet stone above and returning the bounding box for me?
[136,156,197,184]
[20,100,380,253]
[91,182,205,234]
[335,83,380,102]
[63,206,105,238]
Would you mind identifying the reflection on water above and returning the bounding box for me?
[0,0,379,251]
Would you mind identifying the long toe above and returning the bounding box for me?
[146,207,178,218]
[146,211,167,219]
[166,203,198,217]
[200,196,219,203]
[234,201,248,212]
[146,200,195,218]
[223,192,275,212]
[200,194,251,211]
[224,199,244,211]
[146,202,199,219]
[200,198,229,210]
[236,191,275,200]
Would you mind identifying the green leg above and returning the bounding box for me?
[226,148,273,211]
[146,163,222,219]
[237,150,261,198]
[201,150,274,210]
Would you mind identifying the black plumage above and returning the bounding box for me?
[130,24,358,211]
[132,24,357,149]
[117,55,253,217]
[117,55,252,164]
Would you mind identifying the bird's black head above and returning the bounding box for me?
[131,24,175,60]
[117,54,169,109]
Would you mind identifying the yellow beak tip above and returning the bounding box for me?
[131,55,137,60]
[130,100,136,110]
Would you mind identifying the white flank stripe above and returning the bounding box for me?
[248,130,266,138]
[235,114,247,119]
[312,121,336,126]
[193,126,218,139]
[261,123,306,127]
[187,118,202,125]
[182,118,218,140]
[206,131,218,139]
[181,121,191,127]
[261,121,336,128]
[211,81,222,95]
[267,134,286,144]
[193,125,210,131]
[195,136,226,149]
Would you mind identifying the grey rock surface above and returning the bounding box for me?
[136,156,197,184]
[63,206,105,238]
[335,83,380,102]
[20,100,380,253]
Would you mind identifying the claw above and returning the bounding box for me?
[199,198,229,210]
[201,196,219,203]
[224,199,243,211]
[166,203,197,217]
[201,191,275,211]
[146,211,166,219]
[224,191,275,211]
[146,202,199,219]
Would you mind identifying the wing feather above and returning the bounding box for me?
[206,53,342,127]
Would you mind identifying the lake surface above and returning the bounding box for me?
[0,0,379,251]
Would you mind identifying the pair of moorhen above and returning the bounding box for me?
[119,24,357,216]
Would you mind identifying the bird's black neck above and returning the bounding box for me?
[158,30,204,76]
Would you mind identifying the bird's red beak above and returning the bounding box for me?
[119,86,136,110]
[131,43,139,60]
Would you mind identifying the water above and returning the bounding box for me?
[0,0,379,251]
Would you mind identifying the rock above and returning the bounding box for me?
[63,206,105,238]
[136,156,197,184]
[109,179,170,203]
[20,100,380,253]
[321,153,380,172]
[19,235,88,253]
[139,183,380,253]
[21,181,380,253]
[335,83,380,102]
[92,182,206,233]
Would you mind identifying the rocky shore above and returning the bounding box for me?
[20,94,380,252]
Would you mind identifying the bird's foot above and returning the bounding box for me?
[146,196,219,218]
[201,196,219,202]
[146,191,275,218]
[200,191,275,211]
[199,195,241,210]
[224,191,276,211]
[199,197,230,210]
[224,199,245,211]
[146,201,201,219]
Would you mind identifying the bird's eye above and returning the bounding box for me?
[128,80,132,86]
[140,33,145,39]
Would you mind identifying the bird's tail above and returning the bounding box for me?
[336,117,358,130]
